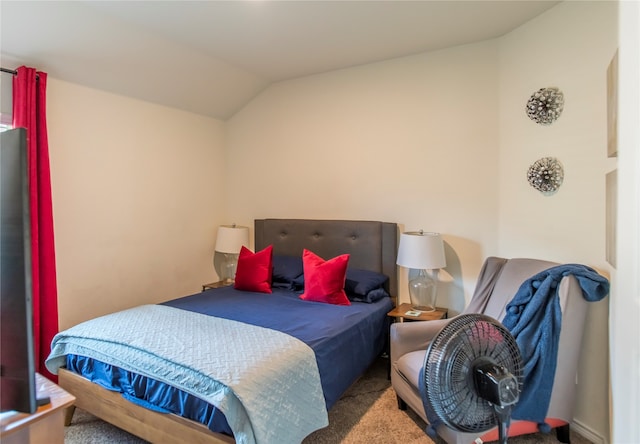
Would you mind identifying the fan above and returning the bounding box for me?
[421,313,523,444]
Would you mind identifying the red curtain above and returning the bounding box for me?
[12,66,59,382]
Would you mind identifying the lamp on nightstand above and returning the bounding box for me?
[215,224,249,284]
[396,230,446,312]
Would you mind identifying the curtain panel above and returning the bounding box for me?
[12,66,59,382]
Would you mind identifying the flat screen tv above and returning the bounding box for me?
[0,127,37,414]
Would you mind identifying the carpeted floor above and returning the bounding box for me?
[64,358,594,444]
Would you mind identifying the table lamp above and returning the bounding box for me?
[215,224,249,283]
[396,230,446,312]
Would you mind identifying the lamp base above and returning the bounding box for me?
[408,269,438,312]
[217,252,239,284]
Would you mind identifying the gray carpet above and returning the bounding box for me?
[64,358,593,444]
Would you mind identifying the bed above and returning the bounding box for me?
[47,219,398,444]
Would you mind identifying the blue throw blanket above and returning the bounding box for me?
[46,304,328,444]
[502,264,609,430]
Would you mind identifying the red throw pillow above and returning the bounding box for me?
[300,249,350,306]
[234,245,273,293]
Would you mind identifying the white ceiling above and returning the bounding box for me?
[1,1,559,120]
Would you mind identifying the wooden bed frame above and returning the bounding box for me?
[60,219,398,443]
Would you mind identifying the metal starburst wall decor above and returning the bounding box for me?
[525,87,564,125]
[527,157,564,195]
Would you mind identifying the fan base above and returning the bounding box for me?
[475,419,570,443]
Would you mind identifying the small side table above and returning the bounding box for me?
[202,281,232,291]
[0,373,75,444]
[385,303,448,378]
[387,303,448,322]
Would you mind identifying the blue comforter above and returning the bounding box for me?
[48,286,393,442]
[47,304,327,444]
[164,286,394,408]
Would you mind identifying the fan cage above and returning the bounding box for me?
[423,314,522,433]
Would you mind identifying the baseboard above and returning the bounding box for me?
[572,419,607,444]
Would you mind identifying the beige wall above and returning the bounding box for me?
[226,40,502,315]
[47,79,226,330]
[28,1,618,441]
[498,2,617,441]
[225,2,616,442]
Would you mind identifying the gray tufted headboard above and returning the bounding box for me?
[254,219,398,298]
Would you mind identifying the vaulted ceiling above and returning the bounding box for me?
[1,1,558,120]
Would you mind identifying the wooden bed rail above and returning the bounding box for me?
[59,368,234,444]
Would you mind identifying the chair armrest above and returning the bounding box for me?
[390,318,451,363]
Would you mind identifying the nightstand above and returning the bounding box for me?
[201,281,232,291]
[1,373,75,444]
[387,303,448,322]
[385,303,448,378]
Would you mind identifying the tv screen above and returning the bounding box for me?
[0,127,37,414]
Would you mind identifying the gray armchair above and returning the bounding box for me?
[390,257,591,444]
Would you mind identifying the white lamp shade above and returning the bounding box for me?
[396,231,446,270]
[215,225,249,254]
